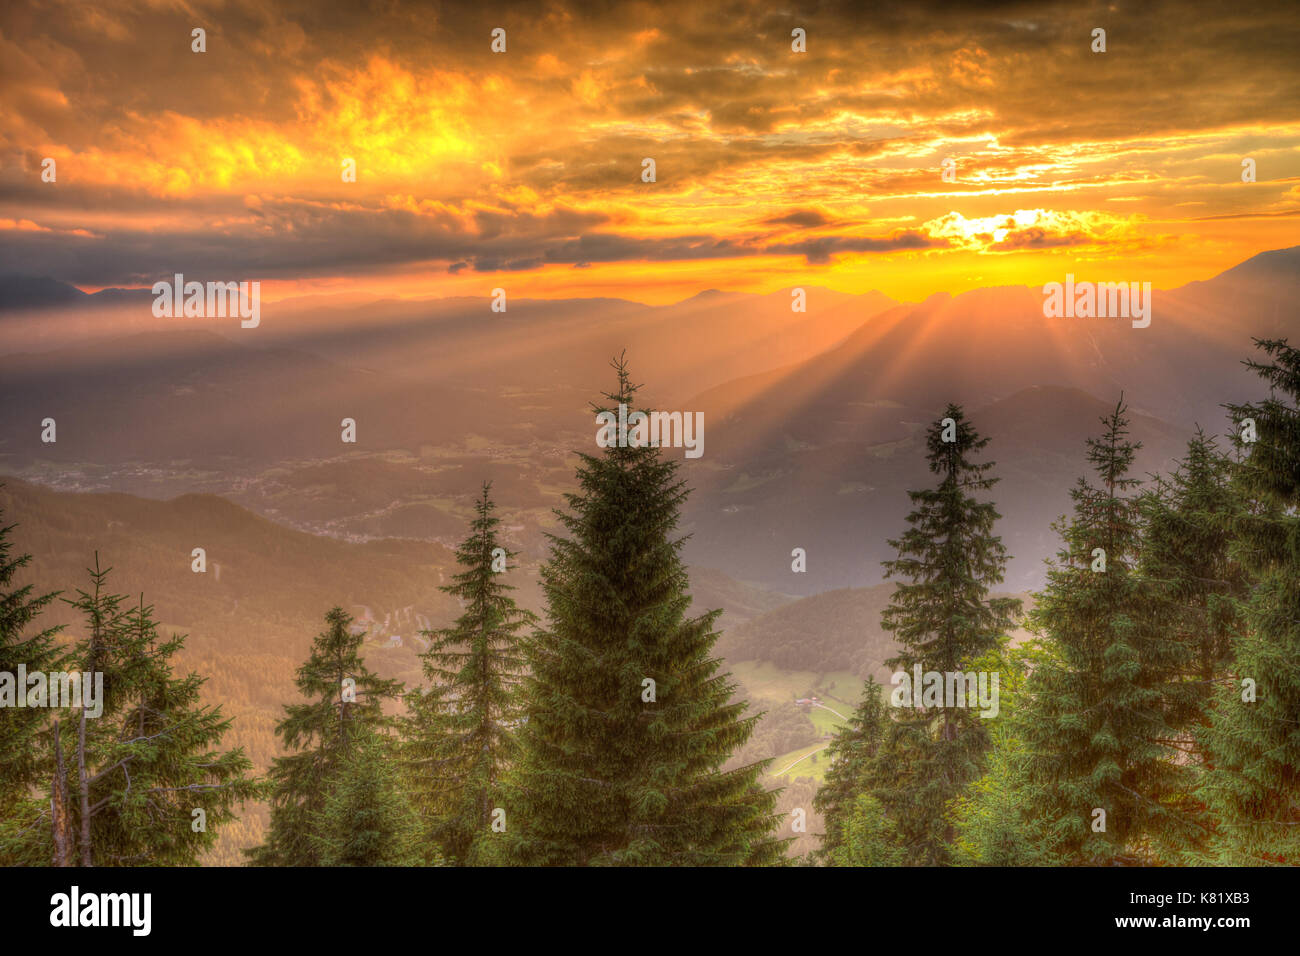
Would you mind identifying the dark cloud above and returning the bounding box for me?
[764,230,946,264]
[0,201,761,283]
[763,208,835,228]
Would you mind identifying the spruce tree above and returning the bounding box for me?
[5,556,258,865]
[948,643,1059,866]
[59,555,129,866]
[0,507,66,864]
[813,677,887,863]
[1141,432,1245,720]
[507,357,784,866]
[1017,398,1185,864]
[870,405,1020,865]
[12,554,139,866]
[313,729,426,866]
[248,606,403,866]
[403,482,534,865]
[831,793,906,867]
[65,590,261,865]
[1196,339,1300,864]
[1138,432,1246,860]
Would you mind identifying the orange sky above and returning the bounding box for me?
[2,0,1298,304]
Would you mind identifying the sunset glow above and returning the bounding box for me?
[3,1,1298,305]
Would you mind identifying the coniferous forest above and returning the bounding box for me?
[4,9,1300,943]
[3,339,1298,869]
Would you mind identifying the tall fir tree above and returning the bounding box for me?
[58,555,129,866]
[869,405,1021,865]
[0,506,66,864]
[5,556,258,865]
[248,606,403,866]
[1138,431,1247,861]
[813,677,888,863]
[1195,339,1300,864]
[507,357,785,865]
[1017,398,1186,864]
[403,482,534,865]
[62,589,261,865]
[1141,432,1246,720]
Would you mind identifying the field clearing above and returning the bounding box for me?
[768,742,833,783]
[730,661,861,786]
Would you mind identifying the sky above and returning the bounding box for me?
[1,0,1298,305]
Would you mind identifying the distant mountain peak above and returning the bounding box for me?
[0,275,87,310]
[679,288,739,303]
[1211,245,1300,283]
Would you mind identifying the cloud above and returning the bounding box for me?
[1,0,1297,287]
[988,227,1092,250]
[922,209,1132,254]
[762,208,836,228]
[764,230,945,264]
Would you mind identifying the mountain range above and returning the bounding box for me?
[3,246,1297,597]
